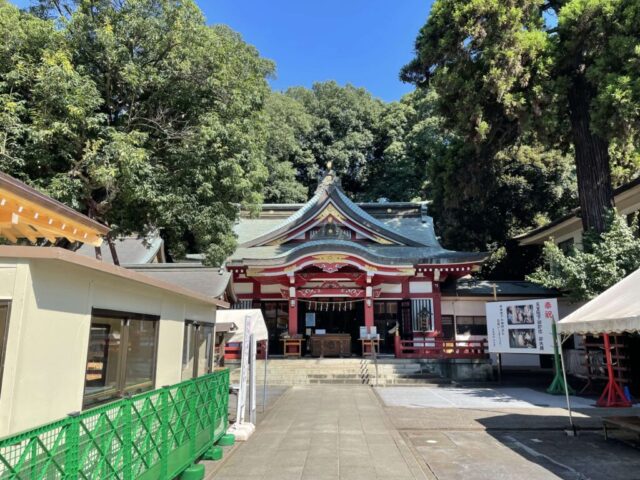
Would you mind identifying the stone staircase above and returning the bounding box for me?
[228,358,451,386]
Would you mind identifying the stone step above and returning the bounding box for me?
[225,358,473,385]
[234,378,448,386]
[229,372,449,386]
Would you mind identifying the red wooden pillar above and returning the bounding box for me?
[365,280,374,333]
[288,286,298,336]
[432,282,442,335]
[365,298,374,332]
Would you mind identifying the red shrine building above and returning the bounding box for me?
[226,170,499,359]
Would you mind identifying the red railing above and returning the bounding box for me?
[224,340,267,360]
[394,336,488,359]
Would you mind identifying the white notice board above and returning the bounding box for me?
[485,298,557,354]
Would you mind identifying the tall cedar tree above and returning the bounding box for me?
[401,0,640,235]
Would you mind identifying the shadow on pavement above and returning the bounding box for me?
[477,412,640,480]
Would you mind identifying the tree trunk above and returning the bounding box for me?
[107,234,120,266]
[567,71,614,235]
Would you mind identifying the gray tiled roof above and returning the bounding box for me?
[75,232,163,265]
[234,218,284,245]
[228,240,486,266]
[378,217,440,247]
[128,263,233,300]
[239,181,428,248]
[441,279,558,297]
[229,173,484,267]
[233,216,440,247]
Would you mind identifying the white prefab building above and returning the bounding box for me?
[0,246,228,437]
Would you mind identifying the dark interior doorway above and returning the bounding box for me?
[261,301,288,356]
[298,300,364,355]
[374,301,402,354]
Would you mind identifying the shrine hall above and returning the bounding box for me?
[226,170,489,358]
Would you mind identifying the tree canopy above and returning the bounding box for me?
[0,0,273,264]
[1,0,637,273]
[401,0,640,236]
[528,212,640,301]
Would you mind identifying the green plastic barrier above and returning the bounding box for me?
[0,369,229,479]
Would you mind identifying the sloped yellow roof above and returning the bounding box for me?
[0,172,109,246]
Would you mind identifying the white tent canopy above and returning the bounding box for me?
[558,267,640,335]
[216,309,268,342]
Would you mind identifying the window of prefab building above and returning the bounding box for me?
[123,319,157,393]
[182,321,215,381]
[0,301,10,394]
[182,322,196,381]
[84,310,158,408]
[197,324,214,377]
[455,316,487,336]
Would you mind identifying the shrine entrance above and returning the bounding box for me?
[298,299,364,356]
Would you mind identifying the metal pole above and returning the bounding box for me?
[373,340,379,387]
[556,328,575,433]
[236,314,251,425]
[249,333,257,425]
[492,284,502,383]
[262,341,268,413]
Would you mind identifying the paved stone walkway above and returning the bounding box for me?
[209,385,640,480]
[376,386,598,409]
[210,385,429,480]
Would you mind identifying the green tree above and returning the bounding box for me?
[0,0,274,264]
[424,140,576,251]
[376,89,577,254]
[528,213,640,301]
[401,0,640,235]
[285,81,384,198]
[364,91,432,202]
[261,93,315,203]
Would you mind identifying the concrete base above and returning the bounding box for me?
[227,423,254,441]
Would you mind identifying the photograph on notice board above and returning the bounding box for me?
[508,328,537,349]
[506,304,535,325]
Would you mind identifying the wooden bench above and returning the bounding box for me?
[602,416,640,441]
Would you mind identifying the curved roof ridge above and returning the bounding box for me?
[333,188,439,247]
[229,239,487,266]
[238,190,324,247]
[239,176,431,248]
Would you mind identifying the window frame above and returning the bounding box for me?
[454,315,488,337]
[411,299,435,332]
[0,301,11,396]
[374,301,400,321]
[441,314,454,340]
[557,238,575,255]
[182,320,215,380]
[83,308,160,408]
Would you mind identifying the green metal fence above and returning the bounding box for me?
[0,369,229,480]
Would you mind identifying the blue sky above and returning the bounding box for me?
[10,0,433,102]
